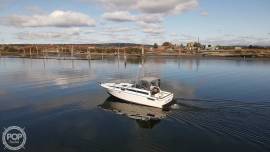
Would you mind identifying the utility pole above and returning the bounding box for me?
[61,46,64,58]
[124,48,127,69]
[46,47,48,58]
[141,46,144,56]
[124,48,126,58]
[23,48,26,57]
[87,47,91,60]
[42,48,44,58]
[0,41,2,57]
[118,44,120,58]
[71,45,74,57]
[102,48,104,60]
[57,46,60,58]
[36,44,39,56]
[29,47,32,57]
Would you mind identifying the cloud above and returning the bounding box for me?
[137,0,198,14]
[98,28,138,43]
[1,0,203,44]
[97,1,197,35]
[86,0,135,11]
[2,10,96,27]
[170,32,178,37]
[16,28,81,40]
[137,0,179,14]
[104,27,133,33]
[101,10,165,35]
[137,21,164,35]
[143,28,164,35]
[102,11,135,22]
[138,14,164,23]
[17,32,65,40]
[81,0,198,37]
[173,0,199,14]
[112,33,137,41]
[204,35,270,46]
[99,27,135,41]
[83,29,96,34]
[200,11,209,16]
[90,0,198,15]
[102,11,164,25]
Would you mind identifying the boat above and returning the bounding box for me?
[99,77,174,109]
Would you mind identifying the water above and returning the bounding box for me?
[0,57,270,152]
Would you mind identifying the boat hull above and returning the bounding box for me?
[105,86,173,109]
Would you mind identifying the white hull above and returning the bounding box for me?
[101,83,173,109]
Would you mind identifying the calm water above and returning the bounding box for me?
[0,57,270,152]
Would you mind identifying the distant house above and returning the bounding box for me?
[235,47,242,50]
[167,48,174,52]
[186,42,195,50]
[88,46,96,49]
[186,42,202,51]
[206,44,219,51]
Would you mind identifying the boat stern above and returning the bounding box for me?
[157,92,174,109]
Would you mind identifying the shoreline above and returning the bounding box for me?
[1,53,270,61]
[1,45,270,59]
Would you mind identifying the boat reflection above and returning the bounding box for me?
[99,97,168,129]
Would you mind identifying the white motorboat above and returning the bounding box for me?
[100,77,174,109]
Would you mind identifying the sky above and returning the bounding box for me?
[0,0,270,45]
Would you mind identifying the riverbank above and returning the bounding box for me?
[1,44,270,59]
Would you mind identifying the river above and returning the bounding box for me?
[0,57,270,152]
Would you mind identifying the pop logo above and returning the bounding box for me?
[2,126,26,151]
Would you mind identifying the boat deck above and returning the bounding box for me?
[102,82,172,99]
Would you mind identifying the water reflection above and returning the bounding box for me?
[99,97,167,129]
[1,57,270,152]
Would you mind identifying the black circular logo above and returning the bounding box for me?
[2,126,26,151]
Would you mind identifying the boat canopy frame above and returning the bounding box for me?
[135,77,160,91]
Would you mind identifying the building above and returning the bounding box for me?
[186,42,202,51]
[235,47,242,50]
[206,44,219,51]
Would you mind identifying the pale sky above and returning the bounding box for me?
[0,0,270,45]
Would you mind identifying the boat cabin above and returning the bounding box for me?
[135,77,161,95]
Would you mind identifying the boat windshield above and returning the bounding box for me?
[135,77,160,91]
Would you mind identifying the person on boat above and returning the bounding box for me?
[150,85,160,96]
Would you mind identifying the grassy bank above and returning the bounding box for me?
[1,44,270,59]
